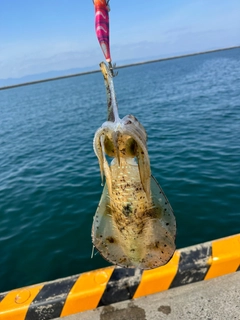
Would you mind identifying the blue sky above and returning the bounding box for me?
[0,0,239,79]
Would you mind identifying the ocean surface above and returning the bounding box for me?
[0,48,239,293]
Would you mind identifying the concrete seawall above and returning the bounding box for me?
[56,272,240,320]
[0,234,239,319]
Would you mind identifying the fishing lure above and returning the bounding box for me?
[92,62,176,269]
[93,0,116,75]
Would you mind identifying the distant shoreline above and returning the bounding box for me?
[1,46,239,91]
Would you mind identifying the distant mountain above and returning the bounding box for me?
[0,66,98,88]
[0,57,147,88]
[1,47,238,88]
[0,51,211,88]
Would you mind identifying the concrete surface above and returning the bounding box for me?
[55,271,240,320]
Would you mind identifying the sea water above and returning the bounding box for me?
[0,48,239,292]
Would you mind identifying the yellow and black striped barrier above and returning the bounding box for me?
[0,234,239,319]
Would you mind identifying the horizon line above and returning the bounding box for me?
[1,46,239,91]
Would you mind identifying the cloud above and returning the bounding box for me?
[1,0,240,80]
[1,29,239,81]
[0,45,103,79]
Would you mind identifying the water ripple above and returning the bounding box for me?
[0,48,239,292]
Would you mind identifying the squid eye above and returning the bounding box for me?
[104,136,115,157]
[124,138,137,157]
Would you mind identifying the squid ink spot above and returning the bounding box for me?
[122,203,132,216]
[106,236,115,243]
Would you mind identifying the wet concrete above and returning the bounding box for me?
[55,272,240,320]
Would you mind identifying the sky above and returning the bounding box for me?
[0,0,240,79]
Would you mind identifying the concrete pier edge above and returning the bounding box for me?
[0,234,239,319]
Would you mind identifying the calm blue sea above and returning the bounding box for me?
[0,48,239,293]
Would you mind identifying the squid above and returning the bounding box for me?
[92,62,176,269]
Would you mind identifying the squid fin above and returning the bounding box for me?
[92,184,133,267]
[148,175,176,264]
[137,145,151,200]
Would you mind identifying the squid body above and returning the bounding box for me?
[92,62,176,269]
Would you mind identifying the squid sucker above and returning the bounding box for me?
[92,62,176,269]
